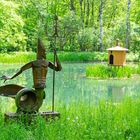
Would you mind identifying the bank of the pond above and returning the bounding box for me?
[0,52,138,63]
[0,98,140,140]
[86,64,140,79]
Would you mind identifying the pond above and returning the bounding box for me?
[0,63,140,112]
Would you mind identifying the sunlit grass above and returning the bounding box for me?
[0,97,140,140]
[0,52,107,63]
[0,52,35,64]
[0,52,138,63]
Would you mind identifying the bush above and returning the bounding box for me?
[78,28,98,51]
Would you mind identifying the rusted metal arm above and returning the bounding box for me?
[48,53,62,71]
[10,62,32,80]
[0,62,32,83]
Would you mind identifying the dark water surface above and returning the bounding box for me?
[0,63,139,111]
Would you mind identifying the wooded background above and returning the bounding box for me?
[0,0,139,52]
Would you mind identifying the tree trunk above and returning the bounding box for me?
[90,0,94,26]
[107,1,117,28]
[83,0,86,26]
[85,0,90,27]
[126,0,131,49]
[99,0,103,51]
[70,0,75,11]
[79,0,84,26]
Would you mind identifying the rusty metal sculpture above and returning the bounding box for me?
[0,38,62,121]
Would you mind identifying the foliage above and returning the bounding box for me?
[59,11,81,51]
[136,64,140,74]
[86,64,137,78]
[78,28,98,51]
[0,0,140,52]
[0,1,26,52]
[130,22,140,53]
[0,98,140,139]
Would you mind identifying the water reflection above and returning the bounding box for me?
[0,63,140,111]
[108,85,126,102]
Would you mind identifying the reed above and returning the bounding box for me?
[86,64,137,78]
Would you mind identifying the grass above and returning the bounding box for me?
[0,97,140,140]
[0,52,107,63]
[86,64,137,78]
[0,52,138,63]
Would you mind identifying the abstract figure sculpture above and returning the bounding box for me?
[0,39,62,121]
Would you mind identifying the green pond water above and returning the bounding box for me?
[0,63,139,112]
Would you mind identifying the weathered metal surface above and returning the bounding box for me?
[0,84,24,98]
[32,60,48,89]
[4,112,60,124]
[37,38,46,59]
[15,88,44,113]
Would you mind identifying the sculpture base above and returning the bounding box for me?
[4,111,60,124]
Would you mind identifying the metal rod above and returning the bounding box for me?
[52,46,56,112]
[52,31,57,112]
[52,0,58,112]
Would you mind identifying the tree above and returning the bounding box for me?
[99,0,103,51]
[126,0,131,49]
[0,1,26,52]
[79,0,84,26]
[0,0,139,52]
[85,0,90,27]
[59,11,81,51]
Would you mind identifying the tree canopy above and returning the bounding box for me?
[0,0,140,52]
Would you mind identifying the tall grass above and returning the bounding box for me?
[0,52,107,63]
[0,52,35,64]
[0,52,138,63]
[0,98,139,140]
[86,64,137,78]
